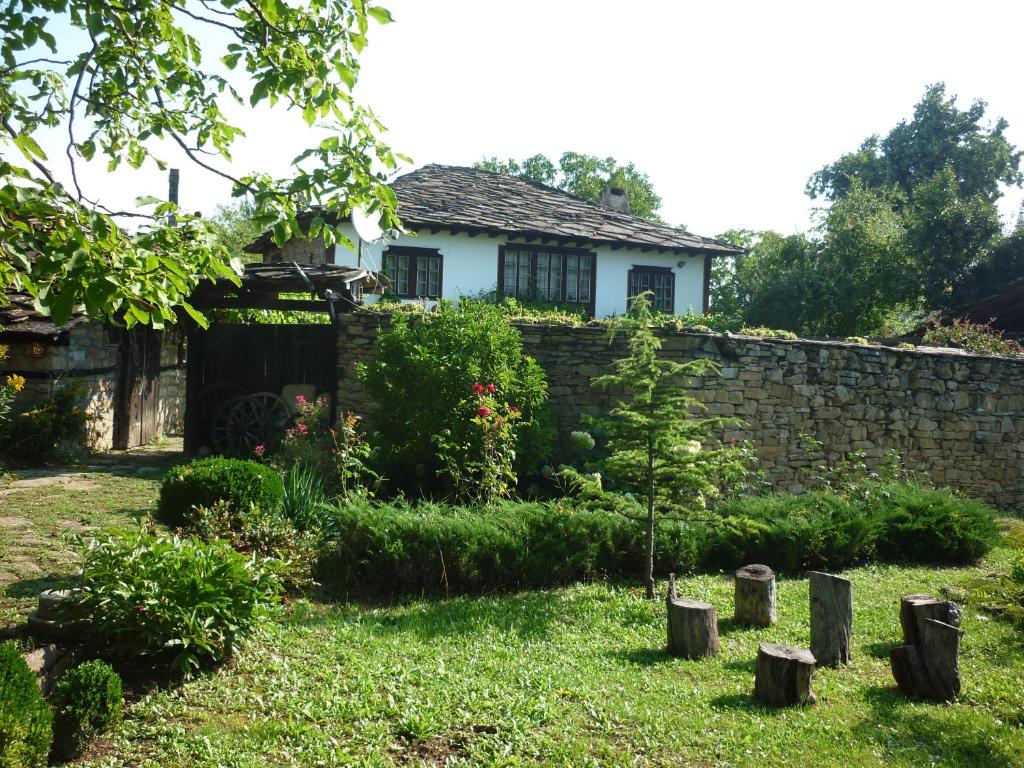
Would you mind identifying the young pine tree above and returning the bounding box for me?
[584,292,748,598]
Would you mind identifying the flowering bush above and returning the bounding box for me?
[262,395,377,502]
[360,299,552,491]
[435,382,521,502]
[0,343,26,426]
[0,380,94,465]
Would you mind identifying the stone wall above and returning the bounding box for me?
[335,311,1024,509]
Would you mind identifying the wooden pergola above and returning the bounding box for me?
[189,262,388,320]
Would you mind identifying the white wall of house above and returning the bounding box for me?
[320,224,708,318]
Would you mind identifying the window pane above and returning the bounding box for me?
[578,256,592,303]
[565,255,578,302]
[397,254,409,295]
[503,251,518,295]
[517,252,531,297]
[548,253,562,301]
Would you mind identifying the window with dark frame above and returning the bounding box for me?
[499,244,596,313]
[381,247,443,299]
[628,266,675,313]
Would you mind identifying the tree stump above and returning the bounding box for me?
[753,643,816,706]
[899,594,961,647]
[809,571,852,667]
[890,594,964,701]
[734,564,776,626]
[666,573,720,659]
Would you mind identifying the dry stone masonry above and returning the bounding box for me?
[336,312,1024,509]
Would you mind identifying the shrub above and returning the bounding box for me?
[318,482,999,596]
[0,382,93,465]
[359,300,553,489]
[0,640,52,768]
[190,500,319,591]
[868,483,1000,564]
[435,383,523,502]
[157,456,284,529]
[923,318,1024,358]
[75,522,282,673]
[51,660,123,761]
[318,500,642,597]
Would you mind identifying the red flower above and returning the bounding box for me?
[508,405,520,414]
[254,444,265,457]
[486,383,497,393]
[472,383,485,394]
[477,406,491,417]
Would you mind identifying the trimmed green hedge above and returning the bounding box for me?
[0,640,52,768]
[318,483,1000,597]
[157,456,284,529]
[52,660,123,761]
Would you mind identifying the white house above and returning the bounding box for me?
[252,164,740,317]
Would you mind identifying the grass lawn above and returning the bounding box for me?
[3,455,1022,767]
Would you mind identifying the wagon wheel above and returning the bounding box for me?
[210,392,291,455]
[197,383,249,422]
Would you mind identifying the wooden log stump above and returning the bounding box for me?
[809,571,853,667]
[753,643,816,707]
[899,594,961,647]
[890,594,964,702]
[666,574,720,659]
[734,564,776,626]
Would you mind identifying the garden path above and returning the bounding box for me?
[0,439,182,631]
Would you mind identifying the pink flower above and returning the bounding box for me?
[508,405,520,414]
[477,406,491,418]
[254,444,265,457]
[487,383,497,393]
[298,423,309,436]
[295,394,306,404]
[472,383,485,395]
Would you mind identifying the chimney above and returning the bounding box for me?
[599,186,630,214]
[168,168,180,227]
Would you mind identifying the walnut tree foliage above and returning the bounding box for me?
[568,292,747,599]
[475,151,665,223]
[0,0,403,327]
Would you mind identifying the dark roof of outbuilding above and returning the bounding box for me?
[389,164,740,255]
[953,277,1024,336]
[0,292,89,343]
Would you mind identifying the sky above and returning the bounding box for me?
[40,0,1024,238]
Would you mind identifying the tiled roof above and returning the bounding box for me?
[390,164,740,255]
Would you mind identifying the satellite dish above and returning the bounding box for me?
[351,203,384,243]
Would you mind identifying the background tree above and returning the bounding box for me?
[573,292,746,599]
[1,0,402,327]
[712,84,1023,335]
[476,152,665,222]
[207,200,265,263]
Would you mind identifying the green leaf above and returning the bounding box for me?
[13,134,47,161]
[180,301,209,330]
[366,6,394,24]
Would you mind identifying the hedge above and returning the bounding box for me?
[318,482,1000,597]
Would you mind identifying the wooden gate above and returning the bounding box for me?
[113,326,164,449]
[183,323,338,455]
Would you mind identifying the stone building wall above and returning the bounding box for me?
[1,322,186,450]
[2,322,121,448]
[336,311,1024,509]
